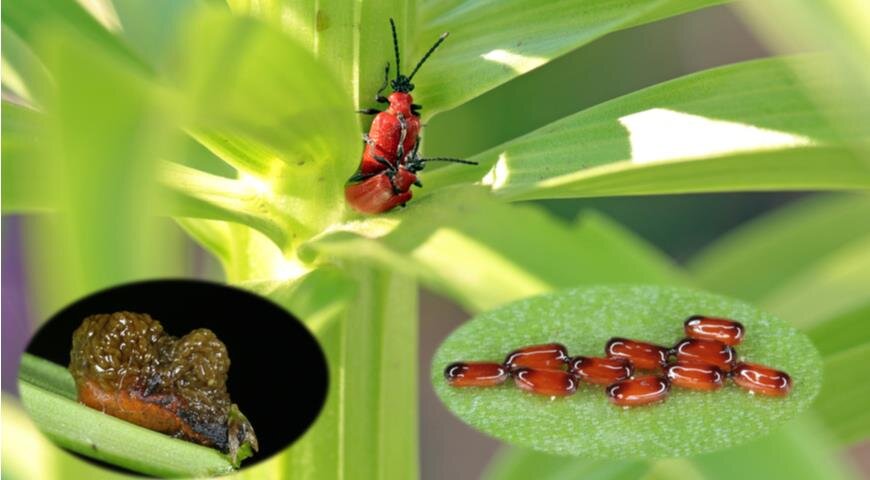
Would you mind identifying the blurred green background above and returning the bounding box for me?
[3,2,868,479]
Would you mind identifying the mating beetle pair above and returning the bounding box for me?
[345,19,476,214]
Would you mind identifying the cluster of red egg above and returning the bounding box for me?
[444,316,792,407]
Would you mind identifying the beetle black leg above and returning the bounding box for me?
[357,108,381,115]
[373,154,396,172]
[385,170,402,195]
[411,103,422,117]
[349,171,376,183]
[413,179,422,187]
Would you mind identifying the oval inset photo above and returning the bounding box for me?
[432,285,822,459]
[19,280,328,478]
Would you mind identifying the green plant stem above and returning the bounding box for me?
[18,354,236,478]
[279,264,419,480]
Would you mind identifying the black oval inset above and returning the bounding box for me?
[21,279,328,477]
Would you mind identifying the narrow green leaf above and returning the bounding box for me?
[415,0,726,113]
[423,57,870,200]
[255,266,418,480]
[760,235,870,329]
[2,26,52,106]
[813,343,870,444]
[483,450,646,480]
[18,354,236,478]
[304,187,685,313]
[737,0,870,145]
[485,418,858,480]
[433,285,821,458]
[172,8,359,250]
[1,102,56,212]
[689,418,858,480]
[3,0,146,73]
[689,194,870,303]
[22,21,186,317]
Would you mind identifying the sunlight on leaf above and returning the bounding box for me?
[422,56,870,200]
[434,285,821,459]
[305,188,685,312]
[416,0,726,113]
[620,108,813,165]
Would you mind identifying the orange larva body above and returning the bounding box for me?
[665,361,725,391]
[444,362,509,387]
[504,343,569,371]
[732,362,792,397]
[606,375,670,407]
[605,338,669,370]
[684,316,745,346]
[673,338,737,372]
[513,368,578,397]
[569,356,633,385]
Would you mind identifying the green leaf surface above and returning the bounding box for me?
[484,418,857,480]
[812,342,870,444]
[18,354,236,478]
[689,194,870,304]
[483,449,646,480]
[172,8,359,250]
[254,266,419,480]
[415,0,726,114]
[422,57,870,200]
[737,0,870,144]
[806,302,870,443]
[2,26,52,106]
[688,418,858,480]
[304,187,685,313]
[21,18,186,317]
[433,285,821,458]
[1,102,55,212]
[3,0,146,73]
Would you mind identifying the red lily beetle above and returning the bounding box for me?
[346,18,476,214]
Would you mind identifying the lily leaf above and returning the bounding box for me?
[415,0,727,113]
[422,56,870,200]
[433,285,821,458]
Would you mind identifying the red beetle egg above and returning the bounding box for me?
[569,356,633,385]
[665,360,724,391]
[684,316,745,346]
[504,343,569,371]
[605,338,669,370]
[732,362,792,397]
[673,338,736,372]
[444,362,509,387]
[606,375,670,407]
[513,368,577,397]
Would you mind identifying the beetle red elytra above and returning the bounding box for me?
[684,316,745,346]
[444,362,509,387]
[346,19,477,214]
[504,343,570,371]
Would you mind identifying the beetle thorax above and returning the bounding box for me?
[387,92,414,117]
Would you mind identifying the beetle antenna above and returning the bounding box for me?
[390,18,402,80]
[408,32,449,81]
[421,157,478,165]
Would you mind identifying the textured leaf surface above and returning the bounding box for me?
[433,285,821,458]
